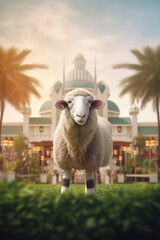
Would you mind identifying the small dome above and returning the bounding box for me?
[108,100,120,113]
[39,100,52,114]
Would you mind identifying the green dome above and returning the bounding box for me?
[39,100,52,113]
[108,100,120,113]
[65,80,94,89]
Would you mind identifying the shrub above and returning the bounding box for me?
[0,181,160,239]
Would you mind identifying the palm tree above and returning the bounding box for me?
[133,134,145,155]
[0,46,48,152]
[113,45,160,160]
[14,132,28,159]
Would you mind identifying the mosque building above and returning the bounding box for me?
[2,53,158,161]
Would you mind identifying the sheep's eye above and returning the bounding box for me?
[67,100,72,104]
[88,100,92,104]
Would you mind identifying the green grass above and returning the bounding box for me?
[31,182,158,197]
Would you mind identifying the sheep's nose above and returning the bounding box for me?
[76,113,86,118]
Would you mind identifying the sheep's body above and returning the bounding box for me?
[54,113,112,171]
[53,88,112,193]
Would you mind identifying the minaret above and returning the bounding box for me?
[129,104,139,138]
[21,106,31,138]
[97,81,110,119]
[50,86,56,139]
[50,83,63,139]
[94,57,97,97]
[62,57,65,96]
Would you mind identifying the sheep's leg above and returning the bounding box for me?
[61,169,71,193]
[85,171,95,193]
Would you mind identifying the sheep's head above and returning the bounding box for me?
[55,89,105,126]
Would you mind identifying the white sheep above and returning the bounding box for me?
[53,88,112,193]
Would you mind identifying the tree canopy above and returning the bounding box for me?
[113,45,160,158]
[0,46,48,151]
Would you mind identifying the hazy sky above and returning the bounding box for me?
[0,0,160,122]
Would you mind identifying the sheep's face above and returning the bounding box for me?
[55,94,105,126]
[66,95,93,125]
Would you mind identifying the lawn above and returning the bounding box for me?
[30,182,158,197]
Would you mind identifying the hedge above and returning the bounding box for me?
[0,181,160,240]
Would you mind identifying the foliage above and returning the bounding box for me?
[137,158,149,173]
[125,156,135,173]
[14,133,28,159]
[0,154,4,170]
[125,155,150,174]
[0,182,160,239]
[113,45,160,159]
[150,159,158,172]
[29,154,40,174]
[133,134,145,154]
[0,46,48,149]
[31,183,148,197]
[15,154,40,175]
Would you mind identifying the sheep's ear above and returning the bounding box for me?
[55,100,68,110]
[91,100,105,109]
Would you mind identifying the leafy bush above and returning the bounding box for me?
[15,154,40,175]
[0,181,160,240]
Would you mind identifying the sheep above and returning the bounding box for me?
[53,88,113,193]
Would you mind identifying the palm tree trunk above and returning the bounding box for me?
[0,100,5,153]
[156,97,160,165]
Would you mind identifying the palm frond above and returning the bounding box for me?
[6,47,18,60]
[142,46,156,64]
[155,45,160,58]
[16,64,48,71]
[0,46,47,111]
[119,71,150,91]
[140,91,153,110]
[16,73,42,87]
[130,48,146,63]
[14,49,31,63]
[113,63,143,71]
